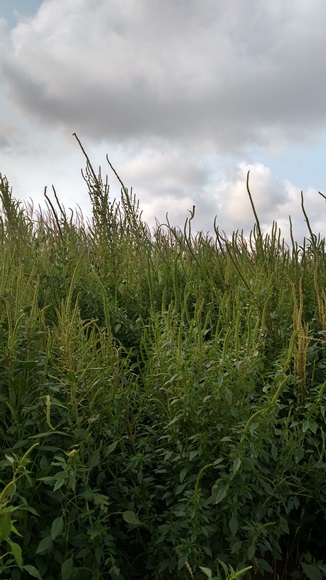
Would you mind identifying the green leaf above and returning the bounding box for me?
[199,567,213,579]
[53,477,65,492]
[51,516,64,540]
[213,483,229,504]
[11,523,23,537]
[271,444,278,461]
[106,441,118,455]
[8,540,23,568]
[301,563,323,580]
[295,446,305,462]
[234,566,254,577]
[61,557,74,580]
[68,473,76,492]
[302,419,310,433]
[217,559,229,574]
[93,493,110,508]
[11,568,20,580]
[309,421,318,434]
[180,467,187,483]
[232,457,241,474]
[79,490,94,501]
[109,564,121,577]
[189,450,198,461]
[229,516,238,536]
[259,559,273,573]
[36,536,53,554]
[0,512,11,541]
[175,482,188,495]
[231,540,243,553]
[247,544,255,560]
[213,457,224,466]
[23,564,43,579]
[178,553,188,570]
[66,371,77,383]
[122,511,143,526]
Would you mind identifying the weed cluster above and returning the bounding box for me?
[0,145,326,579]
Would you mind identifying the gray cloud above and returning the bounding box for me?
[2,0,326,152]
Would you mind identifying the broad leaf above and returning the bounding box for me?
[0,512,11,541]
[122,511,143,526]
[51,516,64,540]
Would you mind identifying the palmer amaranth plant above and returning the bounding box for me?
[1,142,326,579]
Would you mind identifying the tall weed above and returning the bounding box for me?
[0,159,326,579]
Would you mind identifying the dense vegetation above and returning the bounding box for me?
[1,144,326,579]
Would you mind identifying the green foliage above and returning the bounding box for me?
[0,154,326,579]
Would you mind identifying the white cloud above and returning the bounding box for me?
[212,162,325,244]
[0,0,326,245]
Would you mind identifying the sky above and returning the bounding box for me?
[1,0,326,244]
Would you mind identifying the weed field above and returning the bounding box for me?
[1,147,326,579]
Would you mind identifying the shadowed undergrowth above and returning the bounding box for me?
[0,147,326,580]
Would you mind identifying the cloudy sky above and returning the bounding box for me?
[1,0,326,243]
